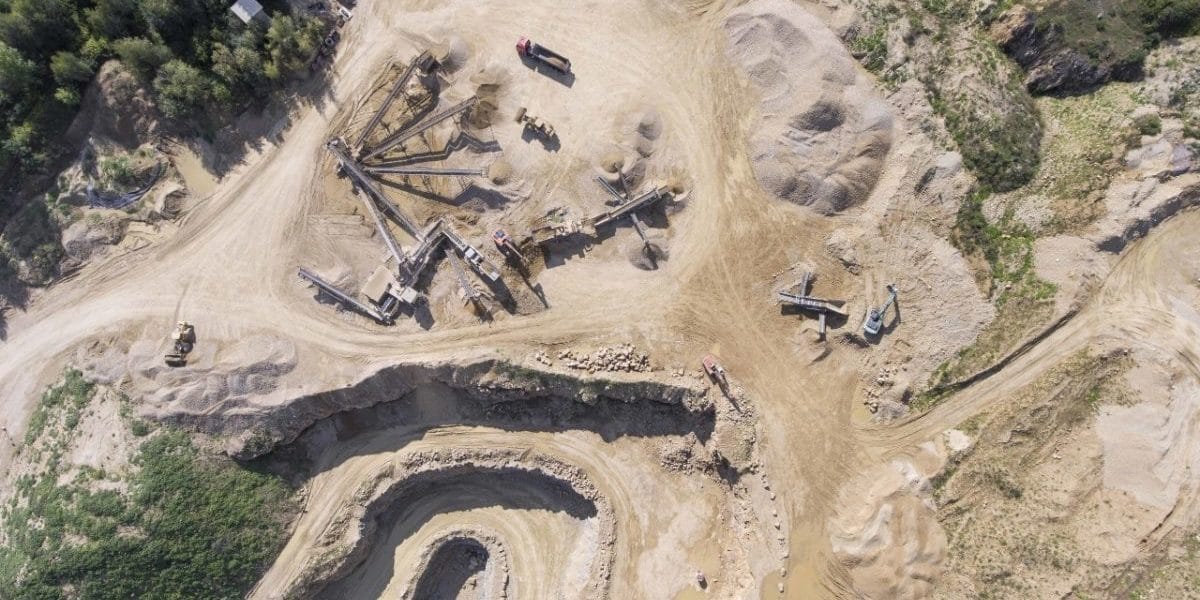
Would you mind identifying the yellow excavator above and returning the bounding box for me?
[163,321,196,367]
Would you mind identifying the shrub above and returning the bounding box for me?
[1141,0,1200,35]
[1133,112,1162,135]
[112,36,173,79]
[3,414,295,600]
[153,60,214,119]
[850,30,888,73]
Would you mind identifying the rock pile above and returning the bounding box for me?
[538,344,652,374]
[531,345,653,373]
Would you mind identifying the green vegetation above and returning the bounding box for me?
[951,190,1057,305]
[1016,0,1200,92]
[923,35,1043,192]
[0,0,325,229]
[849,30,888,73]
[1039,0,1150,80]
[21,368,93,445]
[0,369,296,599]
[1140,0,1200,36]
[877,0,1044,193]
[977,466,1024,499]
[1030,85,1135,231]
[0,192,67,284]
[1133,112,1162,135]
[99,155,136,188]
[913,190,1059,407]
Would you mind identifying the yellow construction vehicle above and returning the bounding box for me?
[164,321,196,367]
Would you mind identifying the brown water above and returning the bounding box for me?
[171,145,219,197]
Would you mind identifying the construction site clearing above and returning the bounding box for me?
[298,42,685,328]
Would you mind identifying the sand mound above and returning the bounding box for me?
[723,0,892,214]
[65,60,161,150]
[442,36,470,72]
[469,64,508,129]
[601,151,625,173]
[486,159,512,184]
[628,238,668,270]
[830,444,946,599]
[127,334,298,414]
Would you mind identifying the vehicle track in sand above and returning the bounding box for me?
[861,208,1200,455]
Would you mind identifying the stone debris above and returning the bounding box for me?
[552,344,651,373]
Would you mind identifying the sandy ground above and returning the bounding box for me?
[2,0,1200,598]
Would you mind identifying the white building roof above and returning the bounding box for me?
[229,0,264,24]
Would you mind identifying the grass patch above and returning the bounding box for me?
[1027,84,1136,232]
[1041,0,1150,77]
[1133,112,1162,135]
[951,191,1058,305]
[923,35,1042,191]
[0,372,295,599]
[22,369,92,446]
[932,351,1134,597]
[914,190,1059,408]
[849,30,888,73]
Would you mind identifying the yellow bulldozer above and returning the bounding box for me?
[163,321,196,367]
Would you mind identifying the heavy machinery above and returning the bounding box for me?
[777,270,848,339]
[702,354,728,388]
[515,107,556,139]
[163,321,196,367]
[493,229,526,264]
[862,283,898,336]
[515,37,571,73]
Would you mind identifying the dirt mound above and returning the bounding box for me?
[65,61,161,150]
[723,0,892,214]
[61,216,125,265]
[486,159,512,184]
[115,333,298,415]
[830,444,946,599]
[469,65,508,129]
[440,36,471,72]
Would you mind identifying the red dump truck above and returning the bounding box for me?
[516,37,571,74]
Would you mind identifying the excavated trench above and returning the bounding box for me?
[409,538,493,600]
[228,359,742,599]
[313,456,610,599]
[154,358,713,460]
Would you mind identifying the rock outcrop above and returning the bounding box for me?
[991,6,1144,95]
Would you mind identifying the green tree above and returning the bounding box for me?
[1141,0,1200,35]
[3,121,45,170]
[138,0,205,57]
[0,41,36,98]
[85,0,144,40]
[153,59,211,119]
[50,51,95,85]
[54,86,81,106]
[80,36,111,63]
[212,41,266,97]
[1,0,77,60]
[264,14,322,81]
[113,36,173,79]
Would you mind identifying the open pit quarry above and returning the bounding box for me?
[4,0,1200,598]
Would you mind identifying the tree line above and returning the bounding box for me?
[0,0,325,199]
